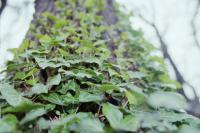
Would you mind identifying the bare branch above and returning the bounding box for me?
[0,0,7,15]
[191,0,200,50]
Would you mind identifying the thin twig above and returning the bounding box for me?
[191,0,200,50]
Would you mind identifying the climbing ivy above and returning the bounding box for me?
[0,0,199,132]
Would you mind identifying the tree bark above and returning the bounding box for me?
[34,0,55,19]
[102,0,118,59]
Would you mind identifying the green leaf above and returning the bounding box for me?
[121,115,140,132]
[54,19,69,28]
[134,110,195,130]
[147,91,187,110]
[49,114,78,132]
[122,83,146,105]
[99,84,119,94]
[20,108,47,124]
[2,98,43,113]
[41,93,65,105]
[102,103,139,132]
[83,57,101,66]
[47,74,61,86]
[179,125,200,133]
[102,103,123,129]
[19,40,30,53]
[127,71,146,79]
[39,35,52,46]
[35,57,71,69]
[37,118,51,130]
[77,116,104,132]
[35,57,56,69]
[23,68,39,79]
[58,80,79,94]
[41,93,77,105]
[29,83,48,96]
[0,115,19,132]
[25,78,39,86]
[0,83,22,106]
[84,0,95,8]
[108,68,118,76]
[0,83,43,113]
[14,72,26,80]
[125,90,145,105]
[78,91,103,102]
[63,93,77,104]
[13,68,38,80]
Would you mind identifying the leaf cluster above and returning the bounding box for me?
[0,0,199,132]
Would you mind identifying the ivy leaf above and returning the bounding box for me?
[58,80,79,94]
[108,68,118,76]
[78,91,103,102]
[2,100,43,113]
[127,71,146,79]
[102,103,123,129]
[29,83,48,96]
[99,84,119,94]
[179,126,200,133]
[0,83,22,107]
[148,91,187,110]
[20,104,55,125]
[41,93,65,105]
[25,78,39,86]
[121,115,140,132]
[83,57,101,66]
[35,57,56,69]
[14,68,38,80]
[77,115,104,132]
[47,74,61,86]
[123,83,146,105]
[125,90,145,105]
[23,68,39,80]
[0,115,19,132]
[37,118,51,130]
[39,35,52,46]
[13,72,26,80]
[84,0,95,8]
[49,114,78,132]
[41,93,77,105]
[20,108,47,124]
[0,83,43,113]
[102,103,139,132]
[134,110,195,130]
[61,69,93,79]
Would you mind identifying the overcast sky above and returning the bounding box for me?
[0,0,34,70]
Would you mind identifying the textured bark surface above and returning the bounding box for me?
[102,0,118,26]
[34,0,55,19]
[102,0,118,59]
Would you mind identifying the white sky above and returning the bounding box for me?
[0,0,35,70]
